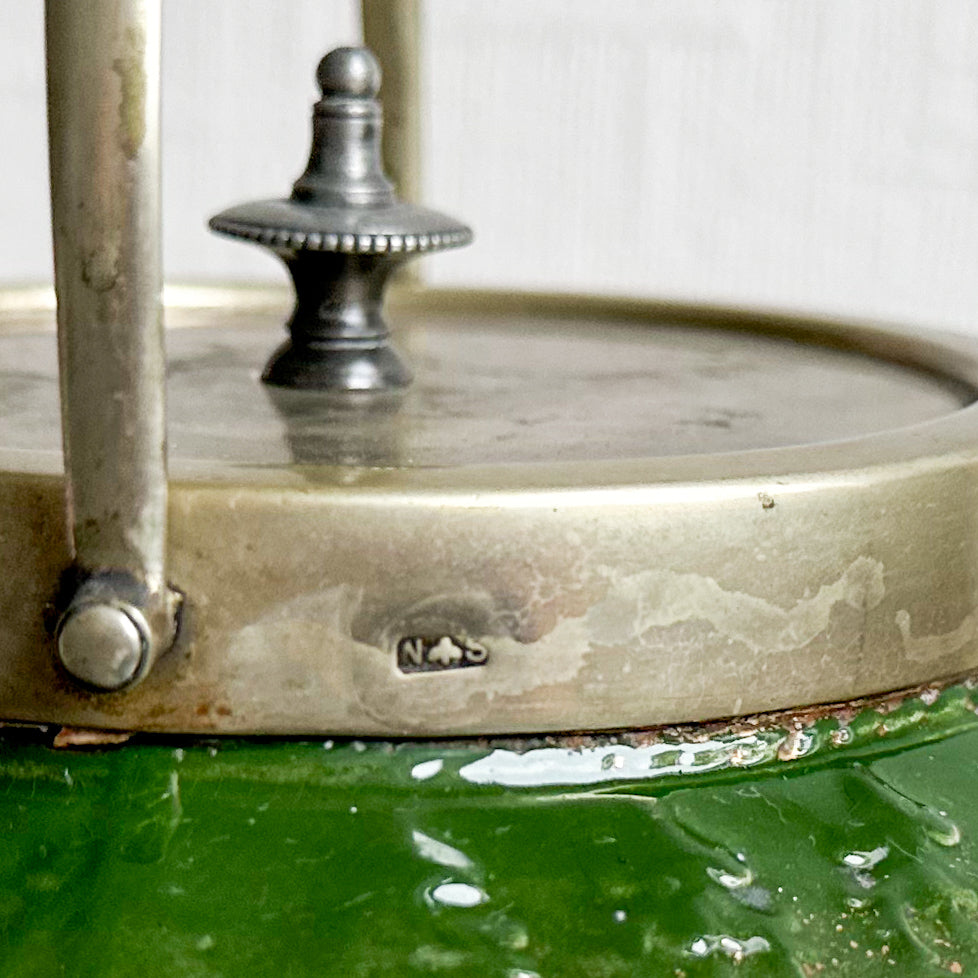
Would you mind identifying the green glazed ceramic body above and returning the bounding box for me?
[3,686,978,976]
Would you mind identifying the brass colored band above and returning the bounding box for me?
[2,289,978,735]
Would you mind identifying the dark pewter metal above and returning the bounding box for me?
[209,47,472,391]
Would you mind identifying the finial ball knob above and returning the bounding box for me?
[317,46,381,99]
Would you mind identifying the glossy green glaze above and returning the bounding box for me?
[3,688,978,976]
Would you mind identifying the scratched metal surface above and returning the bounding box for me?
[0,300,970,467]
[2,684,978,976]
[5,289,978,734]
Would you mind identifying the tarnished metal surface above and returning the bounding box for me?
[2,683,978,974]
[45,0,166,584]
[45,0,178,687]
[2,287,978,734]
[1,295,969,466]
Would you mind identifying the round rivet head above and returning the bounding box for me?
[316,46,381,99]
[57,603,149,691]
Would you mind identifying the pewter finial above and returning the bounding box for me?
[209,45,471,392]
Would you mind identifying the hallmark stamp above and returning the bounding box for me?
[397,636,489,674]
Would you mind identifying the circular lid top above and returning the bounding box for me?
[0,289,973,475]
[2,287,978,737]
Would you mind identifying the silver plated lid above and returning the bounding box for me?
[1,286,977,735]
[9,22,978,737]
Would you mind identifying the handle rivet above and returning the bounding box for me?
[57,602,150,692]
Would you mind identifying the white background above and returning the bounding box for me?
[3,1,978,335]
